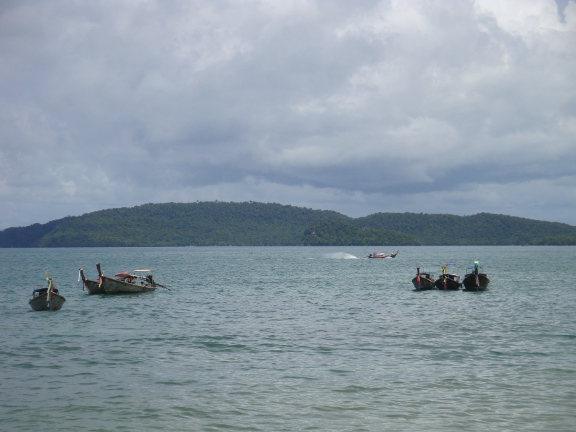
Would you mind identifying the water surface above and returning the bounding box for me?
[1,246,575,431]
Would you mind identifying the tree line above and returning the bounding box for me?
[1,202,575,247]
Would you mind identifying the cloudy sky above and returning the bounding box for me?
[1,0,576,230]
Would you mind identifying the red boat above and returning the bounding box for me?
[368,250,399,259]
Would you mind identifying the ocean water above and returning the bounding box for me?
[1,246,575,432]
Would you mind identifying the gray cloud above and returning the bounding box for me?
[1,0,576,229]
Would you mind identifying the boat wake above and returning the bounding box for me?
[326,252,359,259]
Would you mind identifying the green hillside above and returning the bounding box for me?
[0,202,350,247]
[353,212,576,245]
[301,219,421,246]
[1,202,575,247]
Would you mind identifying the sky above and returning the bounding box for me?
[1,0,576,230]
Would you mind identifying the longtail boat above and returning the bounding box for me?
[462,261,490,291]
[433,261,462,290]
[79,263,169,294]
[368,250,399,259]
[412,267,435,290]
[29,273,66,311]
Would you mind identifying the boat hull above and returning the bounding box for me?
[434,275,461,290]
[463,273,490,291]
[412,275,435,290]
[83,279,106,295]
[83,276,156,294]
[368,252,398,259]
[29,293,66,311]
[102,275,157,294]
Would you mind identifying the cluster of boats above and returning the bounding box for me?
[29,257,489,311]
[28,263,169,311]
[412,261,490,291]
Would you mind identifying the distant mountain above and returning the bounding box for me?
[0,202,350,247]
[1,202,575,247]
[301,219,421,246]
[352,212,576,245]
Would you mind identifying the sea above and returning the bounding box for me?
[1,246,575,432]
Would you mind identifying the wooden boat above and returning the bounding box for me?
[462,261,490,291]
[29,275,66,311]
[433,261,462,290]
[368,250,399,259]
[79,263,168,294]
[412,267,435,290]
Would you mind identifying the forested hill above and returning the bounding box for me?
[351,212,576,245]
[1,202,575,247]
[0,202,350,247]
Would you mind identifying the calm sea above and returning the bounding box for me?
[1,246,575,432]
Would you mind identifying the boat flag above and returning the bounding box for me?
[46,277,52,310]
[474,261,480,287]
[43,268,52,309]
[79,269,86,290]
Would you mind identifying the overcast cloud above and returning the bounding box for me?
[1,0,576,230]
